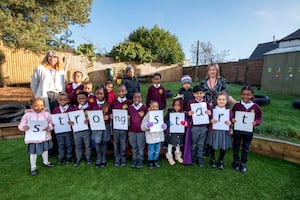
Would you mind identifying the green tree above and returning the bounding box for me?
[110,25,184,64]
[0,0,93,52]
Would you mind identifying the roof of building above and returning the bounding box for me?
[264,45,300,55]
[280,29,300,41]
[249,41,279,60]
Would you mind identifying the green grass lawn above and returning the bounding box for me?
[1,138,300,200]
[141,82,300,143]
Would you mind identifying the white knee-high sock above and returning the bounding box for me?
[167,144,173,155]
[175,145,180,153]
[30,154,37,170]
[42,151,49,165]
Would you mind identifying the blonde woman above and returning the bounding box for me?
[200,63,236,105]
[30,50,65,112]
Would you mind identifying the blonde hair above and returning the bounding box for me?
[30,97,45,106]
[206,63,221,79]
[41,50,63,71]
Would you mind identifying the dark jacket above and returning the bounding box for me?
[121,76,140,100]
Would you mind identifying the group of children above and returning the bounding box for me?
[19,68,262,176]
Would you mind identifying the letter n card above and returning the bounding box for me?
[112,109,128,130]
[149,110,164,132]
[234,111,255,132]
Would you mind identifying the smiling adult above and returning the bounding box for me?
[30,50,65,112]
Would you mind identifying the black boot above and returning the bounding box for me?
[148,160,154,169]
[154,160,161,168]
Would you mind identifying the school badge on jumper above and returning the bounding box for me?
[159,89,163,94]
[122,104,128,109]
[89,98,94,103]
[139,111,145,117]
[250,109,255,113]
[104,107,108,113]
[76,90,80,94]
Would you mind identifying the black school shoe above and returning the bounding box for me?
[217,160,224,170]
[209,159,216,168]
[239,163,247,173]
[136,160,143,169]
[43,162,55,168]
[30,169,39,176]
[100,162,107,168]
[57,159,63,165]
[131,159,137,168]
[232,161,239,170]
[148,161,154,169]
[154,161,161,168]
[65,158,72,164]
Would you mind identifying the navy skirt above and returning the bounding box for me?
[27,141,53,154]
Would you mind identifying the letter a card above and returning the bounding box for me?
[24,120,47,143]
[191,103,209,125]
[234,111,255,132]
[149,110,164,132]
[87,110,106,131]
[51,113,71,134]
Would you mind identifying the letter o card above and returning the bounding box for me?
[112,109,128,130]
[87,110,106,131]
[51,113,71,134]
[234,111,255,133]
[149,110,163,132]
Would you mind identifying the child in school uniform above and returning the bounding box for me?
[146,73,167,110]
[186,85,212,167]
[92,85,111,168]
[164,98,189,165]
[52,92,75,165]
[141,101,167,169]
[70,91,97,167]
[207,91,233,169]
[18,97,55,176]
[178,75,194,110]
[65,71,84,106]
[232,86,262,173]
[128,92,148,169]
[105,79,117,104]
[111,85,131,167]
[84,81,97,106]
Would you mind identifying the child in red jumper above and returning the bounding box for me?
[146,73,167,110]
[65,71,84,106]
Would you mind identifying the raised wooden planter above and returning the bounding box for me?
[0,123,299,165]
[251,136,300,165]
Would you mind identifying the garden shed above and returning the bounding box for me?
[261,29,300,95]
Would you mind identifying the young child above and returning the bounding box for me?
[105,79,117,104]
[232,86,262,173]
[178,74,193,110]
[146,73,167,110]
[52,92,75,165]
[83,81,97,106]
[121,65,140,101]
[186,85,211,167]
[128,92,148,169]
[141,101,167,169]
[111,85,132,167]
[92,85,111,168]
[71,91,96,167]
[164,98,189,165]
[18,97,55,176]
[65,71,84,106]
[207,91,232,169]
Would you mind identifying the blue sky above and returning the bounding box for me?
[69,0,300,62]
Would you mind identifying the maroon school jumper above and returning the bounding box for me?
[52,105,75,114]
[232,102,262,126]
[65,82,84,106]
[111,98,132,110]
[87,94,97,107]
[146,85,167,109]
[94,100,111,125]
[128,104,148,133]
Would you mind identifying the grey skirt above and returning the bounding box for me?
[27,141,53,154]
[91,124,111,143]
[207,130,232,150]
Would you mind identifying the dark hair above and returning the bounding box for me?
[73,71,83,77]
[241,86,254,94]
[77,90,88,97]
[105,79,114,86]
[213,91,230,109]
[58,92,69,98]
[172,98,184,112]
[193,85,205,93]
[153,73,161,79]
[95,84,108,102]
